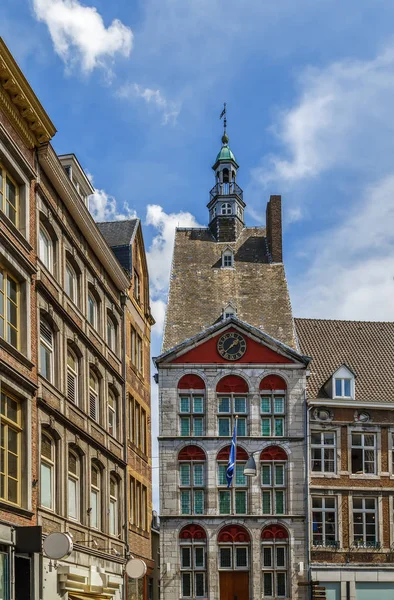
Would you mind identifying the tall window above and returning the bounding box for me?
[0,391,21,505]
[130,326,143,373]
[353,497,377,547]
[108,390,117,437]
[90,464,101,529]
[89,371,99,421]
[311,431,336,473]
[107,315,116,351]
[39,224,53,271]
[221,202,232,215]
[260,376,287,437]
[87,291,98,328]
[0,165,18,226]
[218,395,247,436]
[334,378,352,397]
[261,525,289,598]
[109,476,118,536]
[217,446,248,515]
[65,261,78,304]
[129,397,146,451]
[0,269,19,348]
[312,497,337,547]
[40,432,55,510]
[351,433,376,474]
[261,446,287,515]
[129,476,148,530]
[134,270,141,303]
[40,319,54,382]
[66,348,78,404]
[179,446,206,516]
[68,450,80,520]
[180,394,204,437]
[218,525,250,570]
[179,525,207,599]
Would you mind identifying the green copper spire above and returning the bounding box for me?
[215,102,238,165]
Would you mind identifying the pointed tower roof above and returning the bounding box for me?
[214,132,239,168]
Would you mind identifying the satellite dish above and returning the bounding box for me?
[43,532,73,560]
[125,558,147,579]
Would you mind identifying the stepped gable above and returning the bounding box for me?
[295,317,394,403]
[163,225,295,351]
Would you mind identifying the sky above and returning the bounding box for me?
[3,0,394,508]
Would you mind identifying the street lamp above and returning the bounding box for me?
[243,451,260,477]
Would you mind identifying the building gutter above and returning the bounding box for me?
[121,292,130,566]
[305,391,313,599]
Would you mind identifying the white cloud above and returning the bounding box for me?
[293,175,394,321]
[89,188,136,222]
[117,83,181,125]
[255,48,394,186]
[33,0,133,72]
[150,298,167,338]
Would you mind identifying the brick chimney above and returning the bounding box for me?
[266,195,283,263]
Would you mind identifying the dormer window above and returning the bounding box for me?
[223,303,236,319]
[221,203,232,215]
[222,249,234,268]
[329,365,355,399]
[335,378,351,397]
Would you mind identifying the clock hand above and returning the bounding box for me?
[227,340,239,351]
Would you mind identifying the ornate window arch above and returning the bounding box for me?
[217,445,249,515]
[179,524,207,598]
[179,445,206,516]
[260,375,287,437]
[217,375,249,437]
[261,525,289,598]
[218,524,250,570]
[178,375,205,437]
[260,446,288,515]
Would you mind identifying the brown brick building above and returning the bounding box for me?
[296,318,394,600]
[98,219,155,600]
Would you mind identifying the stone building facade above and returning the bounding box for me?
[157,132,310,600]
[296,318,394,600]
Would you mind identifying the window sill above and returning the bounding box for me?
[0,210,32,252]
[349,474,379,479]
[128,523,150,538]
[0,337,33,369]
[0,500,34,519]
[311,472,340,479]
[128,441,149,462]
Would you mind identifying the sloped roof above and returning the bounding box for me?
[295,318,394,403]
[162,226,296,352]
[96,219,138,247]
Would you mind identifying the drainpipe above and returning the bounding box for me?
[121,293,130,571]
[305,391,313,600]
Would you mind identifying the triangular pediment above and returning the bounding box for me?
[155,318,310,367]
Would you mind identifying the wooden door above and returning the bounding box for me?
[220,571,249,600]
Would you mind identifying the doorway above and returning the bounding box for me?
[219,571,249,600]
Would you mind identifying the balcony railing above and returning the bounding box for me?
[352,540,381,549]
[313,540,339,549]
[210,182,243,201]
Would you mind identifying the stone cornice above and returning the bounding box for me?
[0,38,56,148]
[38,143,131,292]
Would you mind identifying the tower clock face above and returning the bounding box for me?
[217,332,247,361]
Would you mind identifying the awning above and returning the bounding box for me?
[68,594,111,600]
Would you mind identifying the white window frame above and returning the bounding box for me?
[40,319,54,382]
[352,497,378,547]
[87,290,98,328]
[65,261,78,304]
[334,377,352,398]
[108,390,117,437]
[89,371,99,422]
[311,431,336,474]
[90,464,101,530]
[311,496,337,547]
[351,432,376,475]
[68,450,80,521]
[66,348,78,405]
[39,224,53,272]
[107,314,116,351]
[222,250,234,268]
[40,432,55,510]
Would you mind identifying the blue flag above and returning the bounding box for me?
[226,419,237,488]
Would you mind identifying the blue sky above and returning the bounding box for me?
[3,0,394,507]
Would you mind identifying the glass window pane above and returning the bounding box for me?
[236,547,247,567]
[181,417,190,436]
[274,418,284,436]
[195,573,205,597]
[219,490,231,514]
[235,490,246,514]
[274,397,284,413]
[275,490,284,514]
[182,573,191,597]
[237,418,246,436]
[275,465,284,486]
[235,465,246,486]
[261,397,271,413]
[263,546,272,567]
[180,464,191,486]
[262,465,271,485]
[218,465,227,486]
[218,418,230,436]
[263,573,273,596]
[68,477,77,518]
[194,490,204,514]
[276,547,285,567]
[262,490,271,513]
[193,417,203,436]
[218,397,230,413]
[344,379,351,396]
[180,397,190,413]
[220,547,232,568]
[262,418,271,436]
[193,464,204,486]
[181,490,191,514]
[193,397,203,413]
[195,547,204,568]
[234,397,246,413]
[181,547,191,568]
[277,572,286,597]
[335,379,342,396]
[40,462,52,509]
[90,490,98,528]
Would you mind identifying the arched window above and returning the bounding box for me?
[90,463,101,529]
[0,391,21,505]
[222,249,234,268]
[40,318,54,382]
[87,288,98,328]
[178,446,206,516]
[39,224,53,271]
[217,376,249,437]
[178,375,205,437]
[221,202,232,215]
[179,525,207,599]
[40,431,55,510]
[107,313,117,352]
[222,168,229,183]
[68,450,80,520]
[217,446,249,515]
[261,446,288,515]
[108,389,117,437]
[67,348,78,405]
[109,475,118,536]
[261,525,289,598]
[218,524,250,569]
[65,259,78,304]
[260,376,287,437]
[89,370,99,421]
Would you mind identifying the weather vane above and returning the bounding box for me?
[220,102,227,133]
